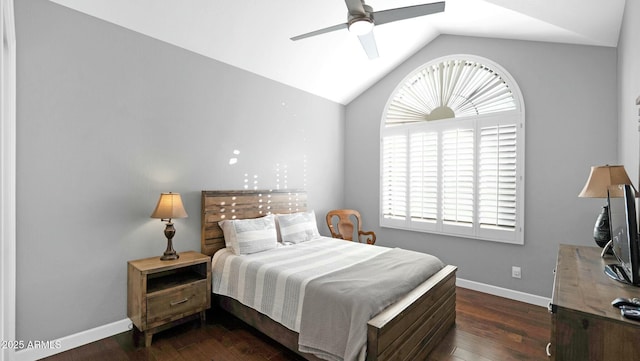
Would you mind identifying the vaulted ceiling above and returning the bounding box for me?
[49,0,626,104]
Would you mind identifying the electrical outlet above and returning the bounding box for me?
[512,266,521,279]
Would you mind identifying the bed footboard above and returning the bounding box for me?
[366,265,457,361]
[218,264,456,361]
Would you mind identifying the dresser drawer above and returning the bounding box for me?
[146,279,208,327]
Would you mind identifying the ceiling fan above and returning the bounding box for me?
[291,0,445,59]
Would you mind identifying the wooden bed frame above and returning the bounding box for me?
[201,189,457,361]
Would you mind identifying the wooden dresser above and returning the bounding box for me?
[549,244,640,360]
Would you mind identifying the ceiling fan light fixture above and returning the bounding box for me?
[348,18,374,36]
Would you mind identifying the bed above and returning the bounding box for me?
[201,189,457,361]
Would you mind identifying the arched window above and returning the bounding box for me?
[380,55,525,244]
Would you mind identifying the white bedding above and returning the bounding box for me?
[211,236,444,361]
[212,237,388,331]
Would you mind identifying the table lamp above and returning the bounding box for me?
[579,165,634,248]
[151,192,188,260]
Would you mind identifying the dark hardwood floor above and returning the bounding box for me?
[42,287,550,361]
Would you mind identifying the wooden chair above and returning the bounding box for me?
[325,209,376,245]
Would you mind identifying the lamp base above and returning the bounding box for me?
[593,205,610,248]
[160,251,179,261]
[160,222,179,261]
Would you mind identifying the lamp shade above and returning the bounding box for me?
[578,165,634,198]
[150,192,188,220]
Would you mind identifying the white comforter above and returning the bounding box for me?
[211,237,444,361]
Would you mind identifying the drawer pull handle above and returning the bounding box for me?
[170,298,189,306]
[546,342,552,357]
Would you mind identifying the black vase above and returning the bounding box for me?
[593,205,610,248]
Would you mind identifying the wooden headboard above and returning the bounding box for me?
[201,189,307,256]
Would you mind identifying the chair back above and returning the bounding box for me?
[325,209,376,244]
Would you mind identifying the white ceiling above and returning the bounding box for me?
[49,0,626,105]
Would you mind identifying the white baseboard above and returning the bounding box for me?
[457,278,551,307]
[13,319,131,361]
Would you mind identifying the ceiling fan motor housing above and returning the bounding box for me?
[348,4,374,35]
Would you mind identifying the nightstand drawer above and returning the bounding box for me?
[147,279,208,326]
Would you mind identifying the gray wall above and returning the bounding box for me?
[14,0,632,346]
[16,0,344,342]
[618,0,640,184]
[344,35,618,298]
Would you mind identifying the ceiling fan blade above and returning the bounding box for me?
[358,31,379,59]
[345,0,367,16]
[373,1,445,26]
[291,23,348,41]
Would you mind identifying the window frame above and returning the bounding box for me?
[379,55,525,245]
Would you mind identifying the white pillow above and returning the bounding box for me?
[218,215,278,255]
[276,211,321,244]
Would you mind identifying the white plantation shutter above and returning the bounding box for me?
[442,128,474,227]
[386,59,517,125]
[381,134,408,221]
[380,55,524,244]
[409,132,438,224]
[479,125,517,230]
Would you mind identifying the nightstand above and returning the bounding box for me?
[127,251,211,347]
